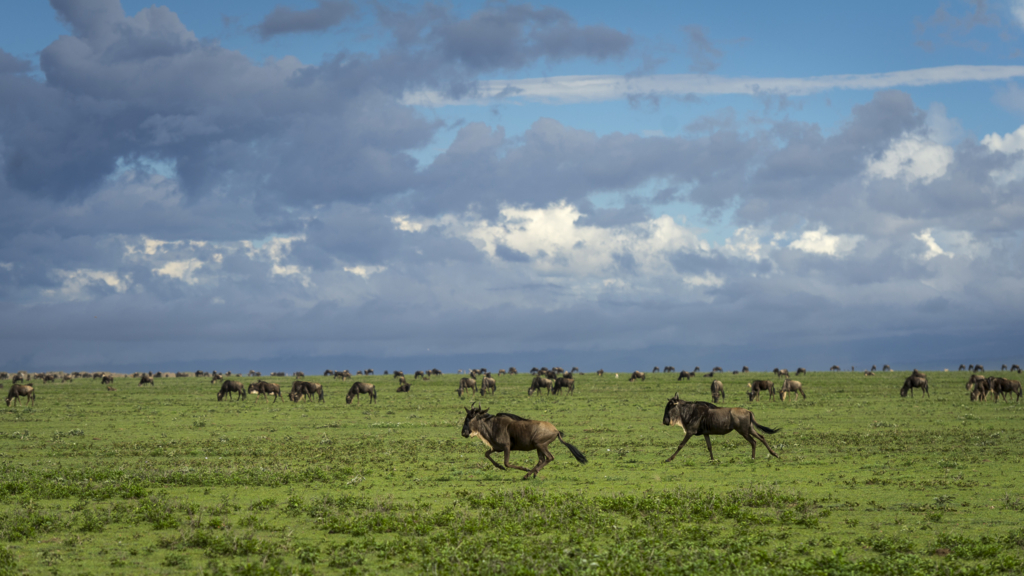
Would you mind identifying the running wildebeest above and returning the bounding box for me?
[710,380,725,403]
[345,381,376,404]
[460,405,587,479]
[677,371,693,381]
[747,380,775,401]
[248,381,282,402]
[479,376,496,396]
[139,374,154,386]
[662,393,780,461]
[217,380,246,401]
[553,375,574,395]
[780,379,806,400]
[629,371,646,382]
[900,372,929,398]
[527,376,552,396]
[458,377,477,398]
[6,384,35,407]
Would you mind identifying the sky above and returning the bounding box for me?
[2,0,1024,373]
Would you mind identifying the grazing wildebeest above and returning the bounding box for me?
[460,405,587,479]
[139,374,154,386]
[102,375,115,385]
[900,372,929,398]
[973,365,985,373]
[211,374,223,384]
[217,380,246,401]
[294,371,305,378]
[663,366,675,373]
[498,369,506,376]
[6,385,35,407]
[780,379,806,400]
[830,365,841,372]
[396,377,411,393]
[742,366,750,373]
[987,377,1022,402]
[959,364,967,371]
[528,376,552,396]
[248,381,282,402]
[712,366,723,373]
[677,371,693,381]
[871,365,877,371]
[652,366,660,373]
[334,370,352,380]
[413,370,426,380]
[553,375,574,395]
[773,368,790,378]
[345,381,376,404]
[596,369,604,377]
[290,381,324,402]
[393,371,404,379]
[710,380,725,403]
[479,376,496,396]
[662,393,780,461]
[796,367,807,375]
[747,380,775,401]
[629,371,646,382]
[458,377,477,398]
[883,365,892,372]
[1003,364,1009,371]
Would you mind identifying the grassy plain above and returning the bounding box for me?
[1,368,1024,575]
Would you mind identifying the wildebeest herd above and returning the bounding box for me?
[4,363,1022,480]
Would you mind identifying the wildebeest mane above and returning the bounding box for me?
[494,412,527,421]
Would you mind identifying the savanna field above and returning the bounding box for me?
[2,368,1024,575]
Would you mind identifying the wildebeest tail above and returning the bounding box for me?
[752,419,781,435]
[557,432,588,464]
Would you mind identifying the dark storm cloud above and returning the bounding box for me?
[254,1,356,39]
[0,49,31,74]
[376,2,632,73]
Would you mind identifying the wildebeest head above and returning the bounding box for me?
[663,394,682,426]
[461,404,489,438]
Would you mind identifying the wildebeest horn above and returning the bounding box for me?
[672,392,679,400]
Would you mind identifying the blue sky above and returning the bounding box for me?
[1,0,1024,372]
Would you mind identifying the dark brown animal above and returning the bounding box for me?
[345,381,376,404]
[830,365,841,372]
[479,376,496,396]
[883,365,892,372]
[458,377,477,398]
[742,366,750,373]
[973,365,985,373]
[102,375,115,385]
[289,380,324,402]
[392,371,404,379]
[662,394,780,461]
[6,385,35,407]
[987,377,1022,402]
[677,371,693,381]
[1011,364,1022,373]
[460,405,587,479]
[217,380,246,401]
[553,375,574,395]
[773,368,790,378]
[528,376,551,396]
[396,379,411,393]
[629,371,646,382]
[780,379,805,400]
[414,370,426,380]
[864,370,875,376]
[710,380,724,403]
[747,380,775,401]
[248,381,282,402]
[795,367,807,375]
[900,374,929,398]
[139,374,155,386]
[652,366,660,373]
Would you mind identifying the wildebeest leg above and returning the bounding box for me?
[665,433,695,462]
[703,434,714,460]
[502,448,532,474]
[483,449,506,471]
[746,430,780,459]
[525,446,555,479]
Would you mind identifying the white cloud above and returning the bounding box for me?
[153,259,204,285]
[0,262,12,271]
[44,269,131,300]
[343,265,387,278]
[718,226,767,262]
[405,65,1024,106]
[865,132,953,184]
[1012,0,1024,29]
[914,228,952,261]
[789,226,863,257]
[982,124,1024,184]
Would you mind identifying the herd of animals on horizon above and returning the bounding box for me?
[3,363,1022,480]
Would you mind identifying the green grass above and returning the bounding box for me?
[2,368,1023,574]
